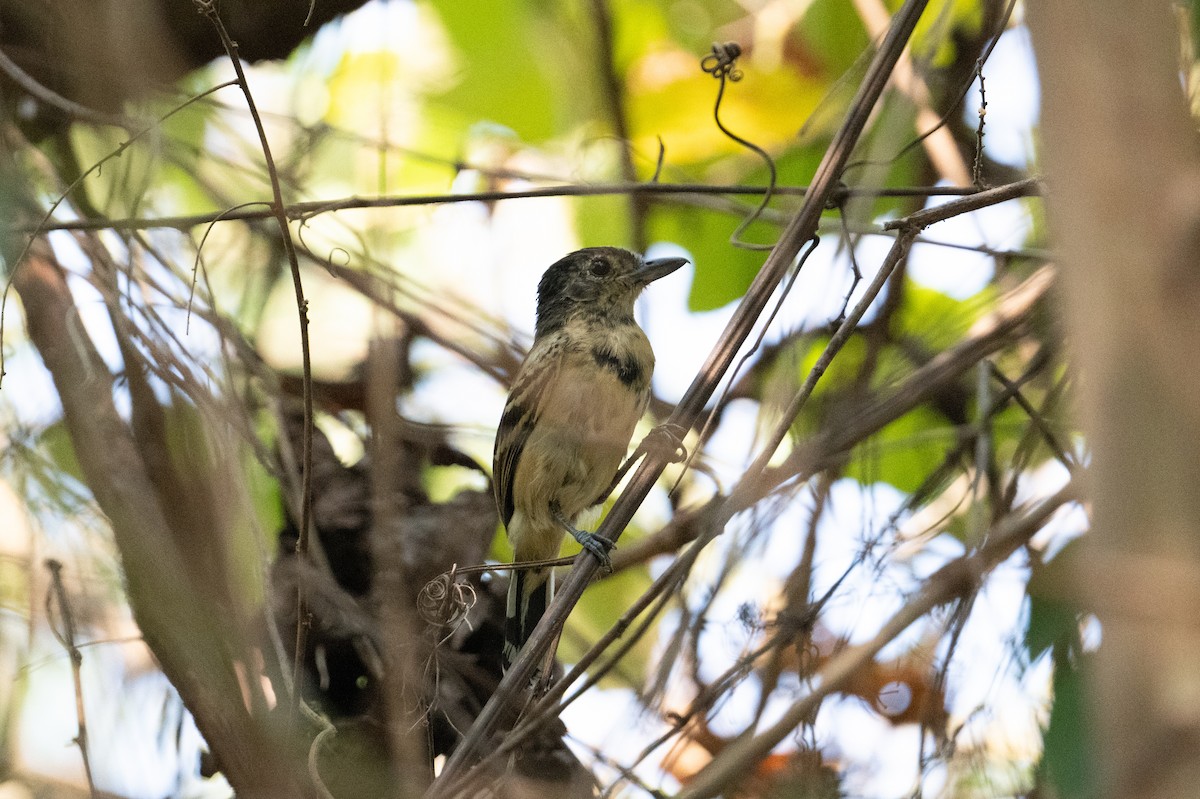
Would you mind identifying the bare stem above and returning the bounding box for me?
[195,0,316,717]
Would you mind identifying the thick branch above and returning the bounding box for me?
[1028,2,1200,797]
[12,239,296,797]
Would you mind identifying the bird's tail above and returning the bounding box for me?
[504,565,553,672]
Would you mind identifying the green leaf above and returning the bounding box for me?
[1025,538,1084,660]
[893,280,997,352]
[846,404,956,493]
[1040,649,1097,799]
[1025,592,1077,663]
[799,0,870,78]
[561,558,657,685]
[38,421,85,484]
[906,0,985,69]
[648,204,775,311]
[575,194,632,251]
[427,0,566,142]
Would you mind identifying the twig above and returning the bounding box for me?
[881,177,1040,231]
[20,181,1024,234]
[0,78,240,388]
[194,0,316,718]
[45,559,96,796]
[0,46,136,130]
[972,61,988,188]
[676,482,1077,798]
[427,1,933,791]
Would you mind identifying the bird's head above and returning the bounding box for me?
[534,247,688,337]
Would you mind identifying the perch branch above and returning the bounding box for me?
[429,0,933,791]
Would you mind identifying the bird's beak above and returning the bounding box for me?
[634,256,689,286]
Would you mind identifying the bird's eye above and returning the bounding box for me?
[590,259,612,277]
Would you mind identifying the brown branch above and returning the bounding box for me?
[44,559,96,796]
[22,181,1025,233]
[195,1,317,719]
[0,45,138,130]
[429,1,933,791]
[366,337,431,798]
[677,482,1078,798]
[13,239,297,796]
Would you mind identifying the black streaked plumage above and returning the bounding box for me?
[492,247,686,674]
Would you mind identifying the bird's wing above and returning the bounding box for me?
[493,339,560,527]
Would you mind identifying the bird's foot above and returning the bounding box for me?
[642,422,688,464]
[552,504,614,572]
[570,528,614,573]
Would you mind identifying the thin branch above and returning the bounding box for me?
[45,559,96,796]
[676,482,1077,799]
[428,1,933,790]
[21,181,1027,234]
[195,0,317,718]
[0,46,137,130]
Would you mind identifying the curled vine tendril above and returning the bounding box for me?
[700,41,744,82]
[700,42,776,251]
[418,566,477,629]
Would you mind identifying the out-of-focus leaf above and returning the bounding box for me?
[324,51,458,193]
[847,404,955,493]
[230,448,280,604]
[1041,649,1097,799]
[627,49,827,166]
[1025,538,1083,660]
[575,194,632,251]
[69,125,155,219]
[562,555,657,685]
[1025,591,1077,664]
[38,421,85,485]
[648,204,776,311]
[893,281,996,352]
[427,0,566,142]
[157,83,213,174]
[906,0,984,68]
[799,0,870,79]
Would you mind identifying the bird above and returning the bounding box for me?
[493,246,687,672]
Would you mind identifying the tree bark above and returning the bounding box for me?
[1027,3,1200,797]
[13,238,300,798]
